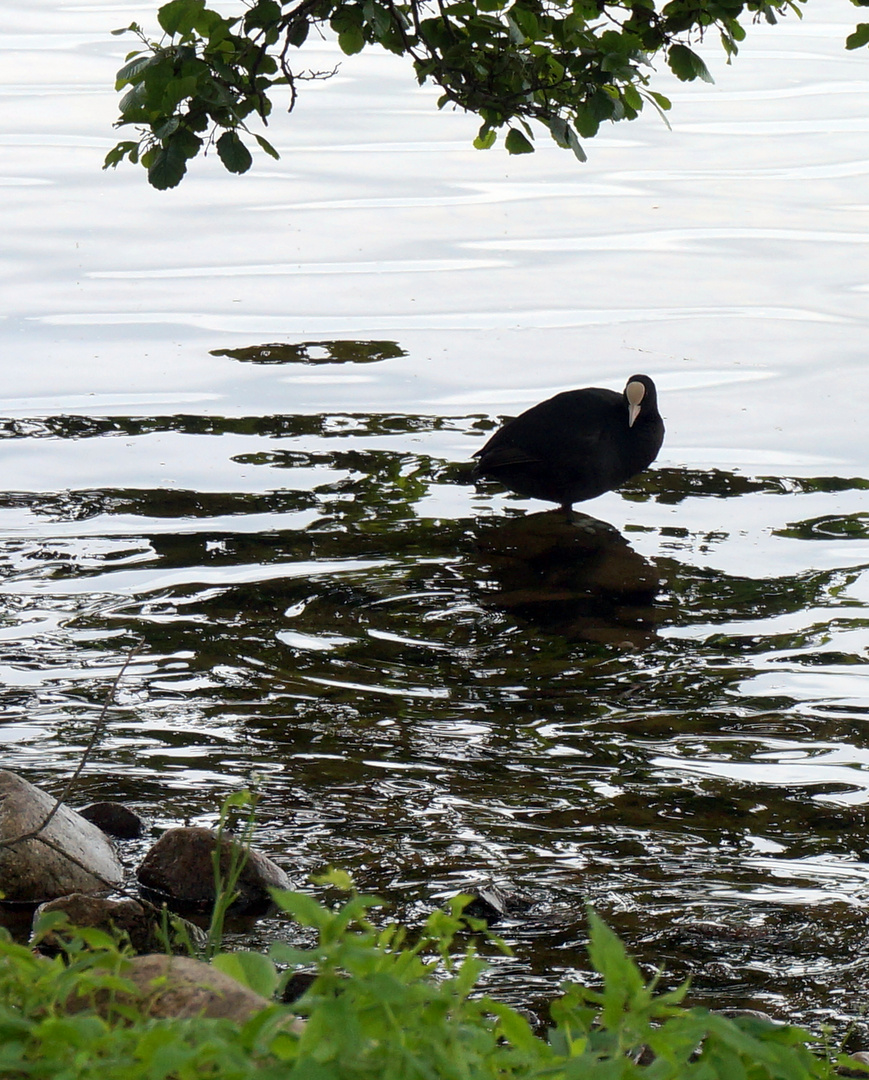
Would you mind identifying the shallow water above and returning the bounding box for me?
[2,0,869,1040]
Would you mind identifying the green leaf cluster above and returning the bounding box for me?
[105,0,279,188]
[105,0,862,186]
[0,883,859,1078]
[0,926,287,1078]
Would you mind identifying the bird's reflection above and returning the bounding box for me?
[472,511,663,648]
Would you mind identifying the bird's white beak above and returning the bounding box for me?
[625,380,645,428]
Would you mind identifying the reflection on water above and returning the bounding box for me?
[210,340,408,365]
[473,511,662,648]
[1,397,869,1034]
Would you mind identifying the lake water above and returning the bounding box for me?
[3,0,869,1039]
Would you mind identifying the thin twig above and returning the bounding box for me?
[25,834,124,893]
[0,638,143,851]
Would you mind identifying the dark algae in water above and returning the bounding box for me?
[210,340,407,365]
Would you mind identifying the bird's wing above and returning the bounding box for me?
[473,444,543,470]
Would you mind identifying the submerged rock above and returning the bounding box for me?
[79,802,144,840]
[0,771,123,903]
[463,885,511,923]
[34,893,206,954]
[840,1051,869,1078]
[462,883,533,925]
[137,826,290,914]
[123,955,273,1020]
[69,953,304,1030]
[715,1008,779,1025]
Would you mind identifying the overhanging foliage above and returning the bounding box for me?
[105,0,867,188]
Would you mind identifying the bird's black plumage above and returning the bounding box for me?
[472,374,664,512]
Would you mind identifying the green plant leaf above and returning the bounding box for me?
[115,55,152,87]
[269,942,317,967]
[548,114,570,146]
[271,889,332,928]
[173,127,203,159]
[504,127,534,154]
[586,907,646,1023]
[158,0,206,36]
[154,116,181,139]
[338,25,365,53]
[212,951,279,997]
[313,867,355,891]
[489,1001,539,1050]
[244,0,282,30]
[286,18,309,45]
[846,21,869,47]
[148,145,188,188]
[565,125,586,162]
[216,130,253,173]
[254,133,280,159]
[668,42,715,82]
[222,789,256,809]
[30,910,71,944]
[103,142,138,169]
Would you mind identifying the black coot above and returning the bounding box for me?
[472,374,664,512]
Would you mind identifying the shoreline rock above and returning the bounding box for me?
[34,893,206,954]
[137,826,290,914]
[68,952,304,1030]
[0,771,123,903]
